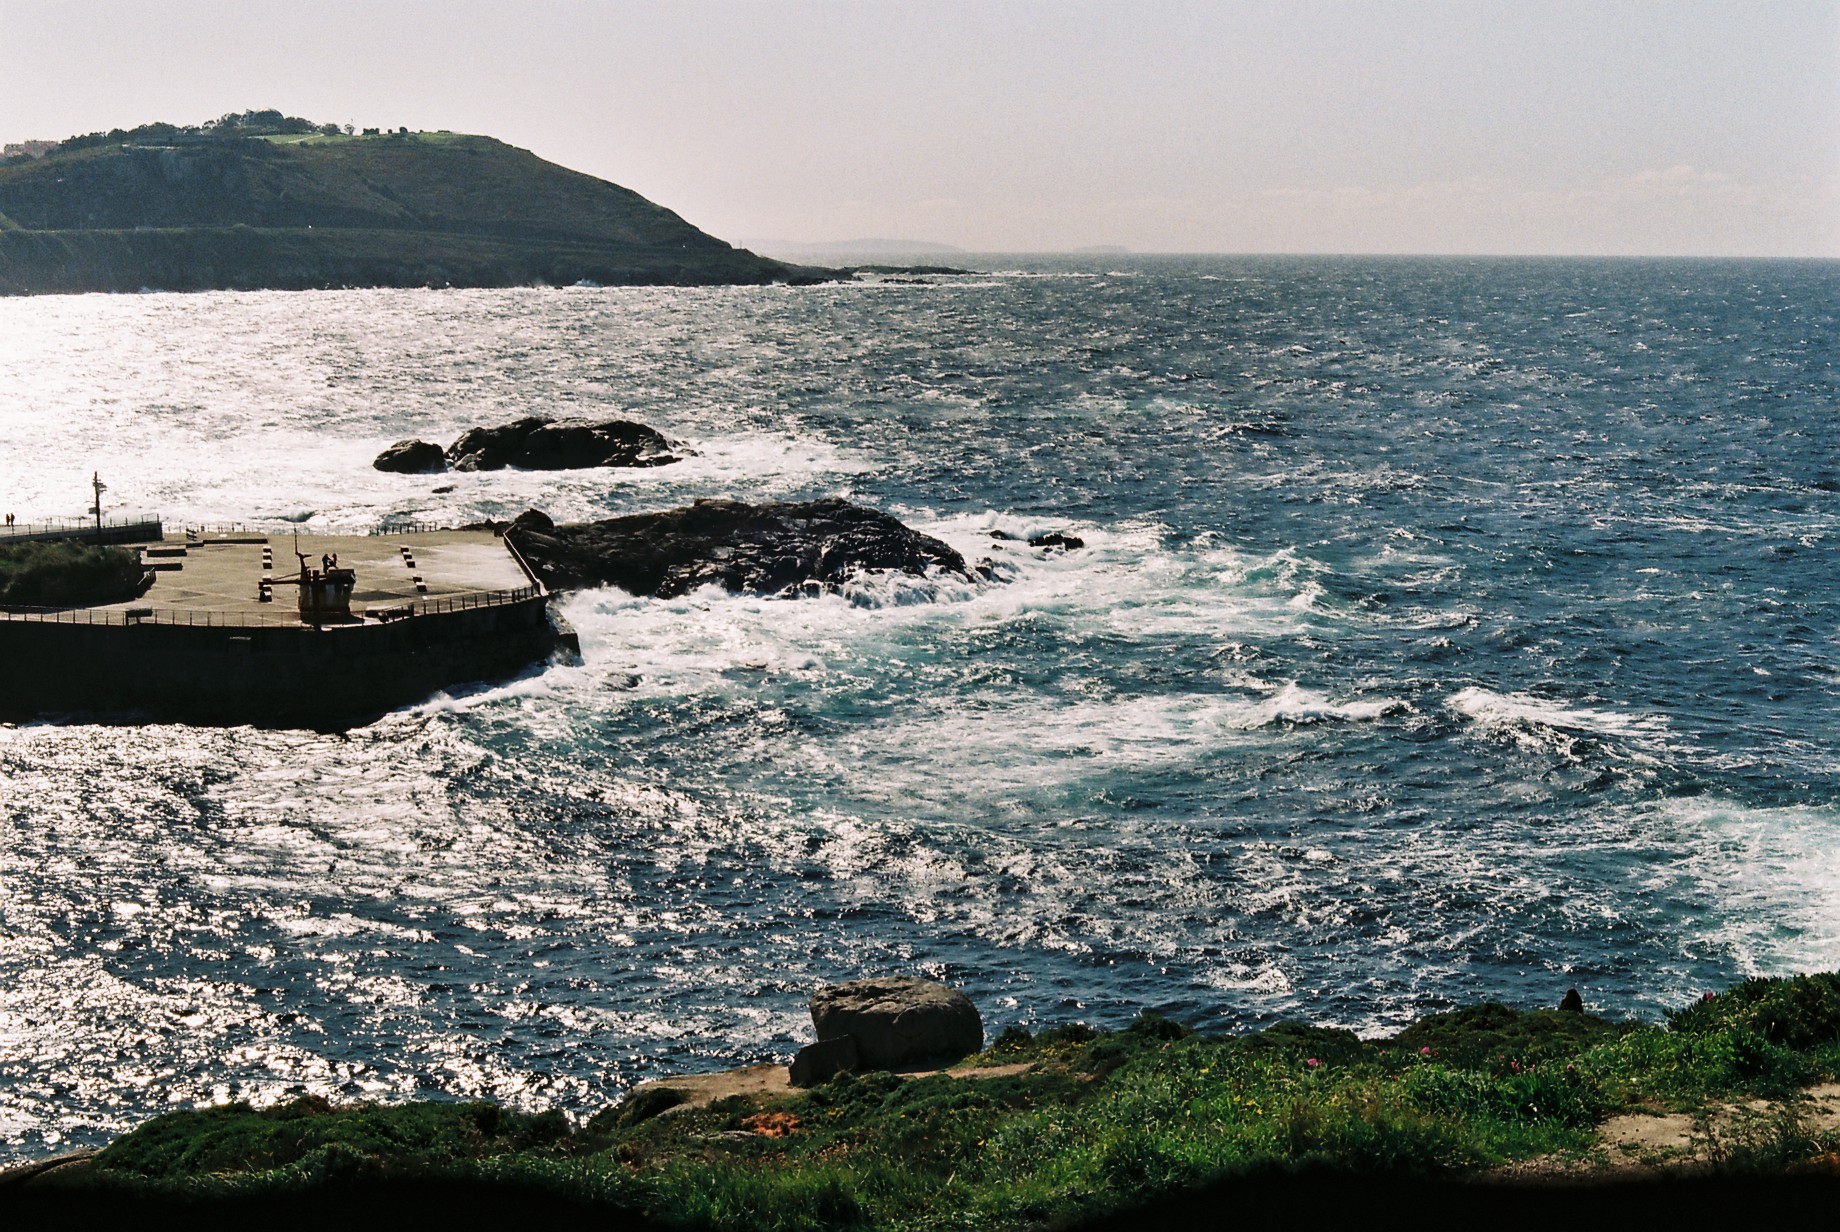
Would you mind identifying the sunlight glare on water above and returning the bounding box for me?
[1,256,1836,1158]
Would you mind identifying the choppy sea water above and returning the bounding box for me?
[0,255,1835,1159]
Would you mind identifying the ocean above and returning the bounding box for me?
[0,255,1835,1158]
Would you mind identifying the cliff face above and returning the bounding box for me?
[0,131,826,293]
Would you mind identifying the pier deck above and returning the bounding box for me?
[100,530,535,624]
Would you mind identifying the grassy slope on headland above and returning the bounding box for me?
[17,972,1840,1227]
[0,123,826,293]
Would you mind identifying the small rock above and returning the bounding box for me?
[373,439,448,473]
[987,529,1017,541]
[510,508,555,534]
[809,976,983,1070]
[614,1084,687,1126]
[789,1035,859,1087]
[1028,532,1084,551]
[1558,989,1584,1013]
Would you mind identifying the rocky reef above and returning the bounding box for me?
[374,416,684,473]
[506,498,970,598]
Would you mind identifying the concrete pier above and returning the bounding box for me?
[0,528,572,728]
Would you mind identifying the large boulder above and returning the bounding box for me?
[447,416,682,472]
[506,498,971,598]
[372,439,448,473]
[808,977,983,1070]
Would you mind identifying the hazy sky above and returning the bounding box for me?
[3,1,1835,255]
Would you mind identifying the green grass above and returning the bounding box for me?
[42,972,1840,1227]
[0,540,147,606]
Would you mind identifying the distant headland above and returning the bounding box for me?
[0,110,831,294]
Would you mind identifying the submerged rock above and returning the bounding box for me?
[1028,531,1084,551]
[447,416,683,472]
[808,977,983,1070]
[507,498,971,598]
[372,439,448,473]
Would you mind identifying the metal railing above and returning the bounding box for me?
[0,584,543,628]
[373,520,457,536]
[500,532,545,593]
[410,585,541,615]
[3,516,495,542]
[1,515,164,542]
[183,523,267,539]
[0,605,298,628]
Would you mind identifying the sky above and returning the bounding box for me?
[1,0,1835,256]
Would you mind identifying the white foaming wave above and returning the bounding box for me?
[909,512,1349,639]
[549,514,1367,713]
[1447,686,1669,757]
[1197,965,1296,994]
[559,585,844,703]
[661,432,874,487]
[1287,580,1328,611]
[1252,683,1408,726]
[1656,799,1840,976]
[792,683,1406,808]
[783,809,1279,974]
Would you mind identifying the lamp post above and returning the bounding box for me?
[90,472,108,542]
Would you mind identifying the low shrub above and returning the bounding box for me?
[1387,1002,1629,1070]
[1667,974,1840,1050]
[0,540,148,607]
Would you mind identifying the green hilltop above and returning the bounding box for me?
[0,110,825,294]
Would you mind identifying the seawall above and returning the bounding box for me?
[0,594,566,729]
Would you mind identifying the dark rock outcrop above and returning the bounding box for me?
[507,498,971,598]
[447,416,682,472]
[808,977,983,1070]
[1558,989,1585,1014]
[372,439,448,473]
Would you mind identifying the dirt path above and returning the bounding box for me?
[1496,1083,1840,1179]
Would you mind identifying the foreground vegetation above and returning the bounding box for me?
[24,973,1840,1227]
[0,541,147,607]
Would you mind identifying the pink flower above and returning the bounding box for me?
[1419,1046,1432,1056]
[1306,1058,1320,1068]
